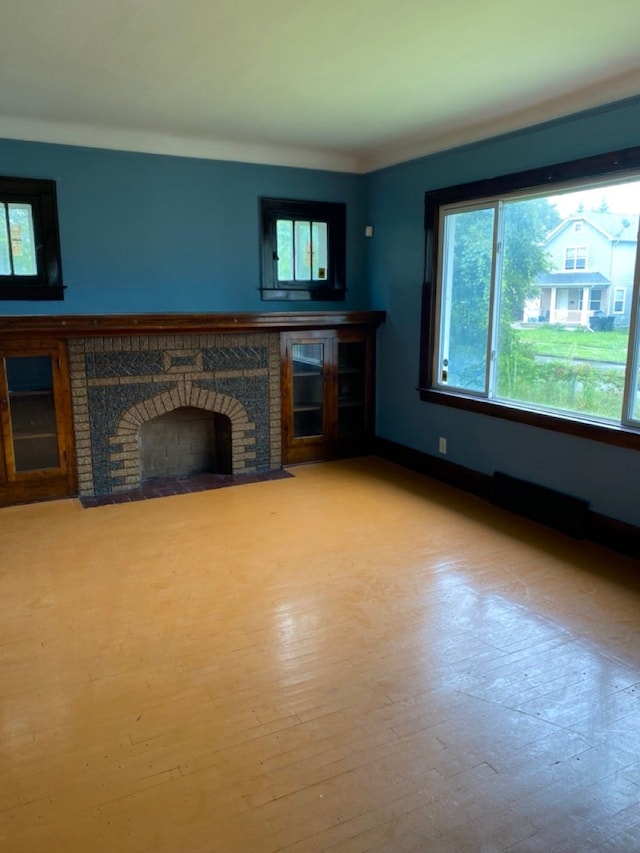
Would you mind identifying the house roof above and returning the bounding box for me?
[537,272,610,286]
[545,212,640,244]
[572,212,639,242]
[1,1,640,173]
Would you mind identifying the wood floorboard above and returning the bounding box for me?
[1,456,639,852]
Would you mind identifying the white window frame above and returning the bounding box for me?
[614,287,626,314]
[564,245,588,270]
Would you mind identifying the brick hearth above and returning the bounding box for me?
[68,332,281,497]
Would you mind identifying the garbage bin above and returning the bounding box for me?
[589,313,615,331]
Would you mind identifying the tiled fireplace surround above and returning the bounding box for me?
[68,331,282,497]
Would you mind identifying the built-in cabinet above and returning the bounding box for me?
[0,339,76,505]
[0,311,384,505]
[281,327,376,464]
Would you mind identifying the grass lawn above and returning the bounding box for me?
[514,325,629,363]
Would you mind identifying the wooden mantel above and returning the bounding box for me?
[0,310,386,337]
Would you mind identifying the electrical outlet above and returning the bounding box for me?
[439,437,447,454]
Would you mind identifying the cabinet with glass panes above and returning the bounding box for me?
[0,340,76,505]
[281,328,375,464]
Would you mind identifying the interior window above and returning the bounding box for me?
[260,198,345,301]
[0,176,64,301]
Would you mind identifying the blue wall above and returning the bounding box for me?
[365,96,640,527]
[0,138,367,314]
[2,96,640,527]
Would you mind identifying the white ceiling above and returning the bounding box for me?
[1,0,640,173]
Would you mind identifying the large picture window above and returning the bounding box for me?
[420,147,640,448]
[0,176,64,301]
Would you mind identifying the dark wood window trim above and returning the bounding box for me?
[419,145,640,452]
[0,176,64,301]
[260,197,346,302]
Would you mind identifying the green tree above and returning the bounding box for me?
[448,207,493,362]
[447,198,559,391]
[497,198,560,395]
[501,198,559,319]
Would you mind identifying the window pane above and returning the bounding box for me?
[437,207,494,392]
[294,220,312,281]
[0,204,11,274]
[337,341,366,434]
[6,355,60,471]
[631,284,640,423]
[632,358,640,421]
[576,247,587,269]
[291,343,324,436]
[276,219,293,281]
[8,203,37,275]
[276,219,329,283]
[311,221,328,281]
[496,188,635,422]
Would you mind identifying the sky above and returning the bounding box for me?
[550,179,640,217]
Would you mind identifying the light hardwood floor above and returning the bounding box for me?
[1,457,640,852]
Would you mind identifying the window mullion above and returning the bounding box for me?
[435,211,455,385]
[1,203,16,275]
[621,220,640,425]
[291,219,297,282]
[486,201,503,399]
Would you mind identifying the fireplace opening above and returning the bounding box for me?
[139,407,232,480]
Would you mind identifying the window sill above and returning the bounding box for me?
[0,284,65,301]
[419,388,640,451]
[261,287,345,302]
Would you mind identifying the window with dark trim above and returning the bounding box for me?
[0,176,64,301]
[420,146,640,450]
[260,198,346,301]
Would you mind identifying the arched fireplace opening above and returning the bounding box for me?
[139,406,232,481]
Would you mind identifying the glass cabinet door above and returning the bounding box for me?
[2,353,61,474]
[337,340,367,434]
[291,342,325,438]
[281,328,375,466]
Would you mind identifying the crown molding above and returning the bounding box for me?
[0,114,359,174]
[358,71,640,173]
[2,70,640,177]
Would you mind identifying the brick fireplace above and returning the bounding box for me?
[68,331,281,497]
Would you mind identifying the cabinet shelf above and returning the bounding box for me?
[13,432,58,441]
[9,389,53,398]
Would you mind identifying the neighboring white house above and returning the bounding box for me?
[525,212,638,327]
